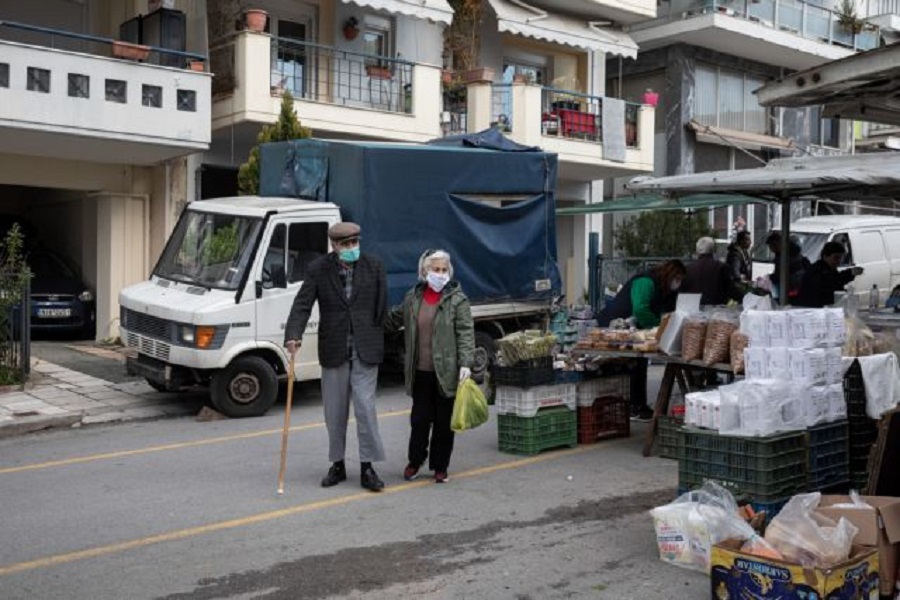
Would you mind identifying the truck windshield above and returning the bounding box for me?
[751,231,828,263]
[154,210,263,290]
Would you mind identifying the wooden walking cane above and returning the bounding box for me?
[277,353,296,495]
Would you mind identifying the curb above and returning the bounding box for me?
[0,414,83,439]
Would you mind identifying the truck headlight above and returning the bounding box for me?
[179,325,221,349]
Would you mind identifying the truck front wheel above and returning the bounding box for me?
[210,356,278,418]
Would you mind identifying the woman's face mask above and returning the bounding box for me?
[670,278,682,292]
[426,271,450,292]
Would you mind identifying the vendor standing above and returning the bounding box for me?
[795,241,863,308]
[597,260,687,421]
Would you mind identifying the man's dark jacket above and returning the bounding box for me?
[284,252,387,368]
[795,259,856,308]
[680,256,742,306]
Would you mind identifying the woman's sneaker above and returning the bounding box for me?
[403,463,420,481]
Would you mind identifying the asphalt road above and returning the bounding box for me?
[0,373,706,600]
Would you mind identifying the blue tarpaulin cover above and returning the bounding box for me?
[259,136,561,306]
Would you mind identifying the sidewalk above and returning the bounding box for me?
[0,352,205,439]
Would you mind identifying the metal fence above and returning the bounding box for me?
[0,277,30,386]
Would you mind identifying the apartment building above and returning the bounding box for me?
[201,0,656,305]
[0,0,211,339]
[608,0,892,248]
[0,0,654,340]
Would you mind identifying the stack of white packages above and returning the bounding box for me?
[684,308,847,436]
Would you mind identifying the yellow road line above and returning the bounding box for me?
[0,409,411,475]
[0,443,608,577]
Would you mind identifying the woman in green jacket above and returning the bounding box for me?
[388,249,475,483]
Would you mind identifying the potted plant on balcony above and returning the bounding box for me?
[111,40,151,61]
[343,17,360,40]
[244,8,268,32]
[836,0,864,34]
[444,0,494,83]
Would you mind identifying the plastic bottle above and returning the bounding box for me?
[869,284,880,310]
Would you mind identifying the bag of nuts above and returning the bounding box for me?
[730,330,749,374]
[703,311,740,366]
[681,313,708,361]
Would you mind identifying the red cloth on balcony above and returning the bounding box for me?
[557,109,597,137]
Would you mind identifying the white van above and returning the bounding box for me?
[751,215,900,300]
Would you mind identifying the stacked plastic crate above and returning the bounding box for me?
[574,369,630,444]
[494,357,578,455]
[844,359,878,491]
[677,428,807,517]
[806,420,849,492]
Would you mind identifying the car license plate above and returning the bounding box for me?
[37,308,71,318]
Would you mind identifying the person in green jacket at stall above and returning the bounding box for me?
[387,249,475,484]
[597,260,687,420]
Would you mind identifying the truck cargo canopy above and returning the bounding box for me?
[260,138,562,305]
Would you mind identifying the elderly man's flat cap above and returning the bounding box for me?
[328,222,361,241]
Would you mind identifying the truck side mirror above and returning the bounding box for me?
[270,263,287,289]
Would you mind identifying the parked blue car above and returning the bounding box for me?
[28,248,95,338]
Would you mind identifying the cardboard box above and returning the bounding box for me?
[817,495,900,597]
[710,539,879,599]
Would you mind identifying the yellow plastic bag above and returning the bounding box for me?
[451,378,489,433]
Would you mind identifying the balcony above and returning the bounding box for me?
[0,21,210,165]
[211,31,442,142]
[444,82,654,182]
[515,0,657,25]
[629,0,879,70]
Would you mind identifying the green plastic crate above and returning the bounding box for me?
[677,427,808,502]
[655,416,682,459]
[498,406,576,455]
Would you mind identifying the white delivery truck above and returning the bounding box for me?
[119,137,563,417]
[751,215,900,299]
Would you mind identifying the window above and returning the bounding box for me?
[501,61,544,85]
[105,79,127,103]
[0,63,8,88]
[832,233,853,266]
[142,84,162,108]
[261,222,328,287]
[362,15,393,68]
[27,67,50,93]
[855,231,886,264]
[695,64,768,134]
[68,74,89,99]
[809,107,840,148]
[177,89,196,112]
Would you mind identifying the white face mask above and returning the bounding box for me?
[670,280,682,292]
[426,272,450,292]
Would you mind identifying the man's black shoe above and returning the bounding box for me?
[630,406,654,422]
[321,463,347,487]
[360,467,385,492]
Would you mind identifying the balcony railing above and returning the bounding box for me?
[866,0,900,15]
[0,20,206,68]
[540,88,641,147]
[633,0,880,50]
[441,84,468,135]
[270,37,414,114]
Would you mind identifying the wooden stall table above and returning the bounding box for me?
[571,349,738,456]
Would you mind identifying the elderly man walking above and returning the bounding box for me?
[284,222,388,492]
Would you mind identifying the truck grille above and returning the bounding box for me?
[122,308,171,339]
[125,332,171,361]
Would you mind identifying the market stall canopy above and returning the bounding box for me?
[555,193,765,216]
[485,0,638,58]
[626,152,900,201]
[754,43,900,126]
[341,0,453,25]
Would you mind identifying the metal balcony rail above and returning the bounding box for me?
[541,87,641,147]
[441,84,467,136]
[271,37,414,114]
[0,20,206,68]
[632,0,879,51]
[865,0,900,15]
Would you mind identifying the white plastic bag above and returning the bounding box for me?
[650,482,756,573]
[765,492,859,568]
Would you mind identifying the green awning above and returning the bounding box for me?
[555,193,769,216]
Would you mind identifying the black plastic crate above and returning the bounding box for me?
[680,427,807,458]
[492,356,554,387]
[656,416,682,459]
[807,421,849,472]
